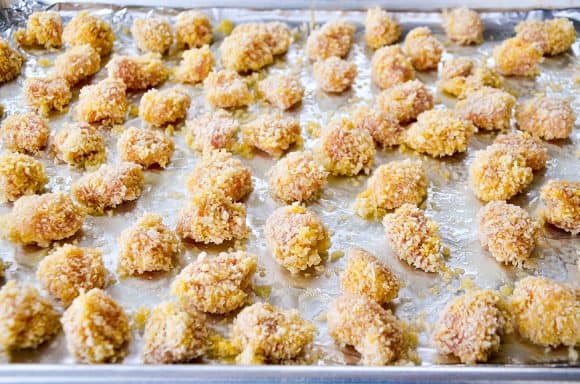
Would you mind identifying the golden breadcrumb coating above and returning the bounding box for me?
[24,77,72,116]
[185,110,239,152]
[433,290,511,364]
[63,11,114,56]
[258,74,304,110]
[540,180,580,234]
[232,22,292,56]
[107,53,168,91]
[53,44,101,86]
[51,123,106,168]
[314,117,375,176]
[232,302,316,364]
[72,162,144,213]
[403,27,443,71]
[264,204,329,273]
[14,11,62,49]
[493,131,548,171]
[220,32,273,73]
[140,87,191,127]
[478,201,540,267]
[341,248,400,304]
[117,127,174,168]
[439,61,503,99]
[441,57,474,80]
[442,7,484,45]
[36,244,106,306]
[382,204,443,272]
[365,7,401,49]
[468,144,533,202]
[62,288,130,363]
[0,38,24,84]
[353,105,402,147]
[510,276,579,347]
[515,96,575,140]
[204,69,252,109]
[354,160,427,219]
[176,188,248,244]
[267,151,328,203]
[242,113,301,158]
[175,11,213,49]
[371,45,415,89]
[143,301,208,364]
[377,79,434,124]
[455,87,516,131]
[1,192,85,247]
[0,112,49,154]
[516,18,576,56]
[131,17,173,54]
[76,78,128,126]
[118,213,181,276]
[175,45,214,84]
[0,151,47,203]
[305,20,355,61]
[493,37,543,77]
[172,251,257,314]
[0,280,60,351]
[313,57,357,93]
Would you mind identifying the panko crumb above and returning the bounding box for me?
[540,180,580,234]
[51,123,106,169]
[131,17,173,54]
[107,53,168,91]
[442,7,484,45]
[383,204,443,273]
[117,127,174,168]
[305,20,355,61]
[36,244,106,306]
[0,38,24,84]
[353,105,402,147]
[140,87,191,127]
[258,74,304,110]
[14,11,62,49]
[220,32,273,73]
[264,204,329,273]
[232,22,292,56]
[455,87,516,131]
[171,251,257,314]
[175,11,213,49]
[185,110,239,152]
[24,77,72,116]
[371,45,415,89]
[365,7,401,49]
[493,37,543,77]
[62,288,130,363]
[438,59,503,99]
[377,79,433,124]
[76,78,128,126]
[0,112,49,154]
[440,57,474,80]
[433,290,511,364]
[516,18,576,56]
[176,45,214,84]
[515,96,575,140]
[478,201,540,267]
[204,70,252,109]
[493,131,548,171]
[313,57,357,93]
[53,44,101,86]
[0,151,47,203]
[403,27,443,71]
[242,113,301,158]
[63,11,115,56]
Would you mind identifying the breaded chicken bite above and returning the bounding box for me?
[510,276,579,347]
[232,22,292,56]
[72,162,144,213]
[455,87,516,131]
[220,32,273,73]
[493,37,543,77]
[353,105,402,147]
[175,10,213,49]
[433,290,511,364]
[314,117,375,176]
[15,11,62,49]
[0,112,49,154]
[264,204,329,273]
[1,193,85,247]
[493,131,548,171]
[442,7,484,45]
[0,281,60,351]
[377,79,433,124]
[51,123,106,168]
[438,59,503,99]
[516,18,576,56]
[63,11,114,56]
[107,53,168,91]
[77,78,127,126]
[540,180,580,234]
[232,302,316,364]
[267,151,328,203]
[313,57,357,93]
[24,77,72,116]
[140,87,191,127]
[62,288,130,363]
[171,251,257,314]
[354,160,428,219]
[371,45,415,90]
[53,44,101,86]
[143,301,208,364]
[175,45,214,84]
[204,69,252,109]
[0,38,24,84]
[478,201,540,267]
[185,110,239,152]
[403,27,443,71]
[0,151,47,203]
[383,204,443,272]
[305,20,356,61]
[515,96,575,140]
[242,113,301,157]
[36,244,106,306]
[365,7,401,49]
[258,74,304,110]
[131,17,173,54]
[118,213,181,276]
[441,57,474,80]
[117,127,174,168]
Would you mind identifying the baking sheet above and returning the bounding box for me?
[0,1,579,368]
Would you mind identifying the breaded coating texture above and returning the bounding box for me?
[0,281,60,351]
[327,294,404,366]
[54,44,101,86]
[540,180,580,234]
[0,112,49,154]
[51,123,106,168]
[441,57,474,80]
[259,74,304,110]
[117,127,174,168]
[442,8,484,45]
[143,301,208,364]
[377,79,433,124]
[341,248,400,304]
[510,276,579,347]
[403,27,443,71]
[365,7,401,49]
[516,18,576,56]
[314,117,375,176]
[438,59,503,99]
[72,162,144,213]
[353,105,402,147]
[76,78,127,126]
[61,288,130,363]
[24,77,72,116]
[204,70,251,109]
[0,151,47,203]
[478,201,540,267]
[171,251,257,314]
[117,213,180,276]
[15,11,62,49]
[107,53,168,91]
[175,45,214,84]
[242,113,301,157]
[36,244,106,306]
[267,151,328,203]
[515,96,575,140]
[131,17,173,54]
[371,45,415,89]
[354,160,427,219]
[220,32,273,73]
[493,37,543,77]
[185,110,239,152]
[140,87,191,127]
[313,57,357,93]
[1,193,85,247]
[493,131,548,171]
[0,38,24,84]
[232,22,292,56]
[382,204,443,272]
[264,204,329,273]
[63,11,114,56]
[433,290,511,364]
[455,87,516,131]
[175,11,213,49]
[305,20,356,61]
[232,302,316,364]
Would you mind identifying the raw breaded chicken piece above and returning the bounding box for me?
[76,78,127,126]
[371,45,415,89]
[131,17,173,54]
[0,38,23,84]
[175,10,212,49]
[53,44,101,86]
[0,112,49,154]
[376,79,433,124]
[515,18,576,56]
[107,53,168,91]
[63,11,114,56]
[0,151,47,202]
[15,11,62,49]
[454,87,516,131]
[175,45,214,84]
[493,37,543,77]
[442,7,484,45]
[313,57,357,93]
[185,110,239,152]
[242,113,301,157]
[493,131,548,171]
[540,180,580,234]
[352,105,402,147]
[515,96,575,140]
[232,22,292,56]
[117,127,174,168]
[204,69,252,109]
[258,74,304,110]
[139,87,191,127]
[51,123,106,169]
[364,7,401,49]
[24,77,72,116]
[305,20,355,61]
[403,27,443,71]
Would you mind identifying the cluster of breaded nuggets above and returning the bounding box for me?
[0,5,578,366]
